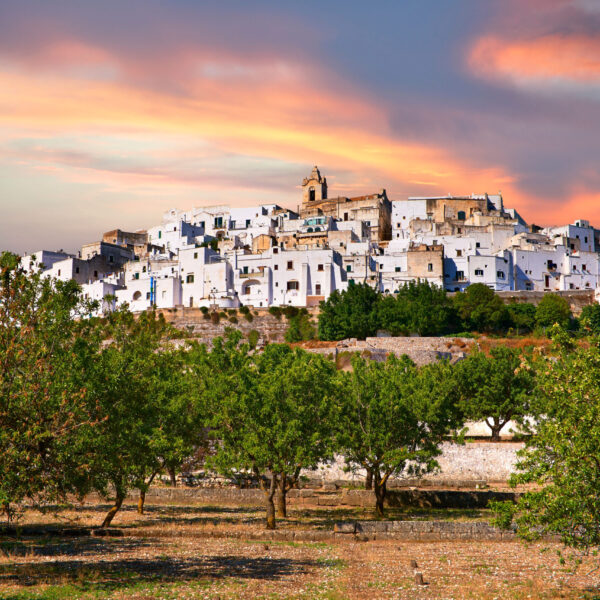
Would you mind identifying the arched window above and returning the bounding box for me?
[132,291,142,301]
[315,227,321,232]
[307,227,313,233]
[309,187,315,202]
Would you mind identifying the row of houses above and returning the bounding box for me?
[21,166,600,313]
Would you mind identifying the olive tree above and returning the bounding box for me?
[338,355,462,516]
[208,341,339,529]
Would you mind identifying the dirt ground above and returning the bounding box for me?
[0,501,598,600]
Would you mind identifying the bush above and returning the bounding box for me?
[248,330,260,349]
[227,309,237,316]
[318,283,380,341]
[228,316,238,324]
[507,302,536,334]
[268,306,282,319]
[200,306,209,315]
[244,312,254,323]
[580,303,600,334]
[283,305,299,319]
[453,283,510,333]
[535,294,571,329]
[284,313,316,343]
[239,306,250,315]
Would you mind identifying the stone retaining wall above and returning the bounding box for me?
[334,520,515,541]
[135,487,516,510]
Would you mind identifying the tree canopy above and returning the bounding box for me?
[453,283,511,333]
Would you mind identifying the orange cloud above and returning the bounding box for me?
[469,33,600,86]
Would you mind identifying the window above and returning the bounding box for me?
[275,282,278,287]
[243,266,249,274]
[274,265,278,270]
[364,221,371,227]
[397,223,401,228]
[134,272,139,280]
[158,231,162,239]
[186,273,194,283]
[75,267,79,274]
[585,236,589,243]
[109,255,114,263]
[309,187,315,202]
[133,291,141,301]
[318,264,324,272]
[456,250,462,257]
[146,292,151,300]
[456,270,465,281]
[200,221,205,229]
[273,247,278,254]
[287,280,299,291]
[344,212,349,221]
[57,269,61,276]
[426,263,432,272]
[246,219,251,228]
[476,242,481,248]
[162,291,166,299]
[457,211,466,220]
[94,271,98,278]
[395,266,401,272]
[497,270,505,279]
[315,283,321,295]
[287,261,293,270]
[583,264,587,271]
[457,228,462,234]
[142,266,147,272]
[214,216,223,228]
[194,252,198,259]
[475,268,484,276]
[307,227,313,233]
[346,265,352,272]
[230,220,236,229]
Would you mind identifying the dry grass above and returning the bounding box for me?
[0,501,598,599]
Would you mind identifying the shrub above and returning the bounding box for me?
[268,306,282,319]
[200,306,209,315]
[453,283,510,333]
[535,294,571,329]
[244,312,254,323]
[284,313,316,343]
[239,305,250,315]
[283,305,299,319]
[228,316,238,324]
[248,329,260,349]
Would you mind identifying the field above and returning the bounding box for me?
[0,500,598,600]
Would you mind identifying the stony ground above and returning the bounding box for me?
[0,501,598,599]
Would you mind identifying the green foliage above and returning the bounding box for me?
[337,355,463,516]
[199,239,219,251]
[284,313,316,343]
[318,283,380,341]
[580,303,600,334]
[453,284,511,333]
[243,311,254,323]
[535,293,571,329]
[455,347,535,440]
[248,329,260,349]
[0,258,101,512]
[376,280,456,336]
[506,302,537,334]
[228,315,238,324]
[489,500,516,530]
[207,340,339,528]
[510,341,600,551]
[268,306,282,319]
[199,306,209,315]
[239,305,250,315]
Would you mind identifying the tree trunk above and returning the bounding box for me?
[276,488,287,518]
[137,490,146,515]
[365,467,373,491]
[373,470,387,518]
[487,417,505,442]
[168,465,177,487]
[266,494,276,529]
[101,492,124,528]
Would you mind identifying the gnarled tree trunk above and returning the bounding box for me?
[276,468,301,518]
[373,468,391,518]
[137,471,158,515]
[102,491,125,528]
[255,466,278,529]
[486,417,507,442]
[365,467,373,491]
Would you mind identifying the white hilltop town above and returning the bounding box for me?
[20,166,600,314]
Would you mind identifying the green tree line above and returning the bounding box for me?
[318,281,578,340]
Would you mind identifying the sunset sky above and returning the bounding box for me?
[2,0,600,254]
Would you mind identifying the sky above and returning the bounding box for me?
[1,0,600,254]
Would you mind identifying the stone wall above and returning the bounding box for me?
[307,442,522,486]
[496,289,594,315]
[132,486,516,510]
